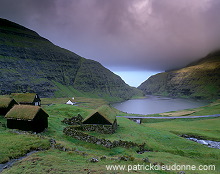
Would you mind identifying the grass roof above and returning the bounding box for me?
[11,93,37,103]
[0,96,16,108]
[82,105,117,124]
[5,105,47,120]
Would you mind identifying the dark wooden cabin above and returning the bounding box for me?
[11,93,41,106]
[5,105,49,133]
[82,105,117,131]
[0,96,18,115]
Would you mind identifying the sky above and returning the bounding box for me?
[1,0,220,87]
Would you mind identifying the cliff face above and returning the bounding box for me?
[0,18,140,100]
[138,52,220,100]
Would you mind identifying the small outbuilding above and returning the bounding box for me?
[82,105,117,133]
[11,93,41,106]
[0,96,18,115]
[66,98,75,105]
[5,105,49,133]
[130,118,142,124]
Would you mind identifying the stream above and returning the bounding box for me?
[0,151,38,172]
[186,137,220,149]
[181,135,220,149]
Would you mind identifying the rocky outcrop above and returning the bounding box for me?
[0,18,141,100]
[138,53,220,100]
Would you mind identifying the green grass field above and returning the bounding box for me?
[0,98,219,173]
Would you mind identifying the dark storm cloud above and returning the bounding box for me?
[0,0,220,71]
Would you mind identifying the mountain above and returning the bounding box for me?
[138,52,220,100]
[0,18,141,101]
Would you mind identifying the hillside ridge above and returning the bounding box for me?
[138,52,220,100]
[0,18,140,100]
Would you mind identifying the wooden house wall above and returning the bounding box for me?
[0,100,17,115]
[83,112,112,125]
[0,108,8,115]
[112,119,118,131]
[7,119,33,131]
[32,110,48,132]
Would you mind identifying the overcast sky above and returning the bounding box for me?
[1,0,220,87]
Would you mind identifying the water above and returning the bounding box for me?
[0,151,38,172]
[186,137,220,149]
[181,135,220,149]
[112,95,208,115]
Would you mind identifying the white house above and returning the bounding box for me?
[66,98,75,105]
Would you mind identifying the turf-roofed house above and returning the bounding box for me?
[82,105,118,134]
[0,96,18,115]
[11,93,41,106]
[5,105,49,133]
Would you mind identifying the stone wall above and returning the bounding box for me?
[62,115,117,134]
[63,126,146,151]
[81,124,115,134]
[61,114,83,125]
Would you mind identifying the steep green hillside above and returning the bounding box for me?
[0,18,140,100]
[138,52,220,100]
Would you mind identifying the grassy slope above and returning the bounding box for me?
[0,123,50,164]
[0,98,220,173]
[141,100,220,141]
[145,117,220,141]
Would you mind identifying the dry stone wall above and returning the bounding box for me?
[63,126,146,151]
[62,115,116,134]
[61,114,83,125]
[80,124,115,134]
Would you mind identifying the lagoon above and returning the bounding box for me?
[112,95,208,115]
